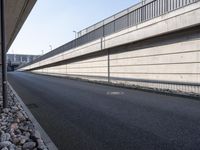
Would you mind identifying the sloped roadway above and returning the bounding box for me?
[8,72,200,150]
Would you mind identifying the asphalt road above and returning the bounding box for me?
[8,72,200,150]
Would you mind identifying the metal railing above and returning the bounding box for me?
[19,0,199,69]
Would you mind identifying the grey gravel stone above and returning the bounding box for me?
[14,129,22,135]
[1,147,9,150]
[0,141,12,148]
[32,130,41,139]
[19,135,29,145]
[11,106,19,111]
[0,133,11,142]
[16,146,22,150]
[12,138,20,145]
[14,118,20,123]
[10,123,18,131]
[2,108,10,113]
[37,139,46,149]
[0,122,7,126]
[20,139,26,145]
[0,126,6,131]
[22,141,36,149]
[9,144,15,150]
[19,126,28,132]
[24,132,30,138]
[17,112,25,122]
[0,87,48,150]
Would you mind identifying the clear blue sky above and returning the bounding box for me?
[8,0,139,55]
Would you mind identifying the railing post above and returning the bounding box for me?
[107,49,110,83]
[165,0,168,13]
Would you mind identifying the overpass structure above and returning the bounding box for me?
[19,0,200,96]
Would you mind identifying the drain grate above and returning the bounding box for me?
[26,103,38,109]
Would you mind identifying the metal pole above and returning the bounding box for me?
[49,45,52,51]
[1,0,8,108]
[73,31,77,47]
[73,31,77,39]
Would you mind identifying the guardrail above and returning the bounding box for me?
[19,0,199,69]
[76,0,149,37]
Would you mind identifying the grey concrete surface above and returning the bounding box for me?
[8,72,200,150]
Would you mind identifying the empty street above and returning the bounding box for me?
[8,72,200,150]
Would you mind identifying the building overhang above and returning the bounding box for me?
[0,0,37,56]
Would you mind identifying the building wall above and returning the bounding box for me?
[7,54,40,64]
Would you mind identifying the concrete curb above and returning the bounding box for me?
[7,82,58,150]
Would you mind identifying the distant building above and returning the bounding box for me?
[7,54,40,71]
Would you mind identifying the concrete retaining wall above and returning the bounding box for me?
[30,27,200,96]
[20,2,200,96]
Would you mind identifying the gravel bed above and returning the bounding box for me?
[0,89,48,150]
